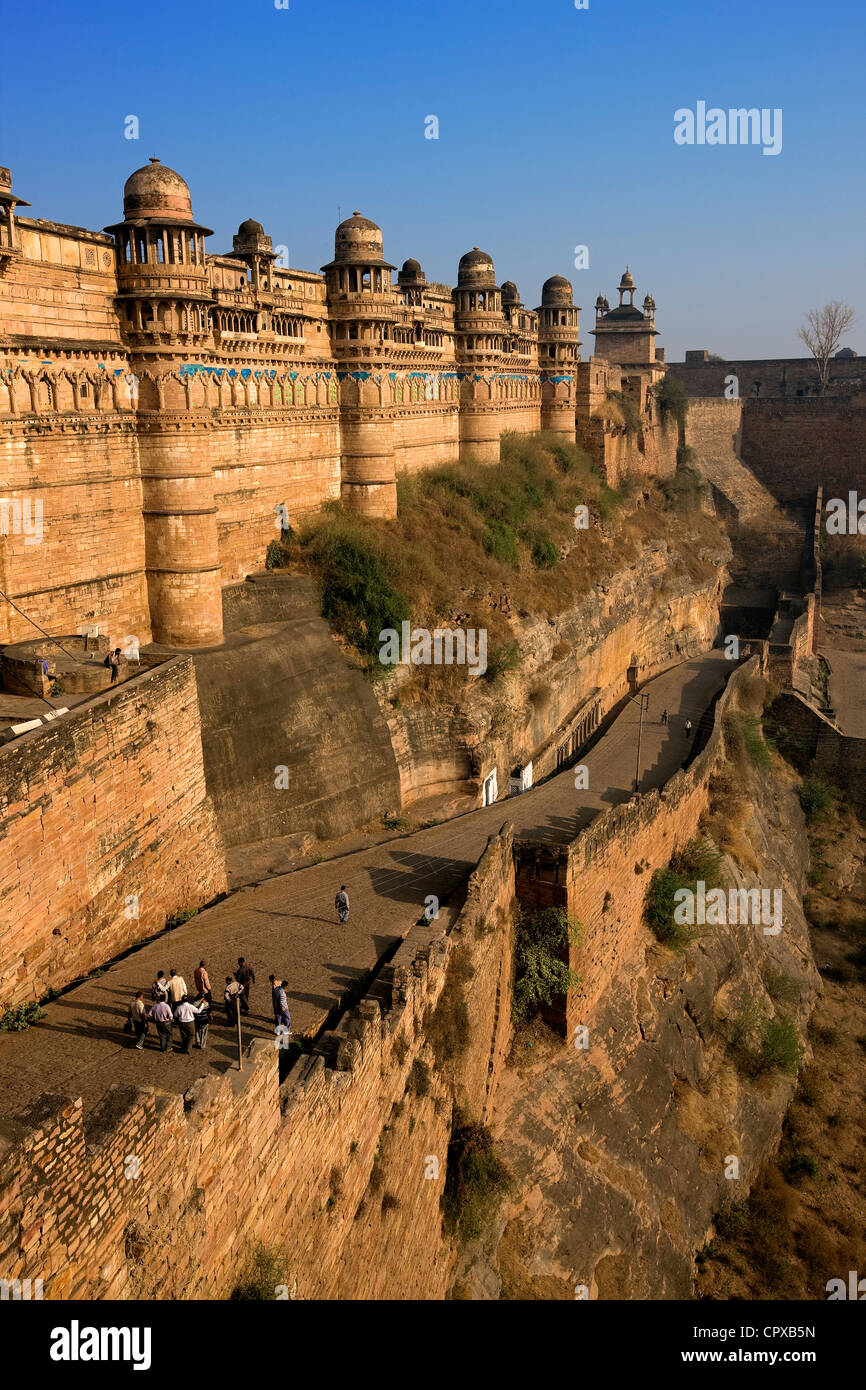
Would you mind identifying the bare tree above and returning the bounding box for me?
[797,301,856,394]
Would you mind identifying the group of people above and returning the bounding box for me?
[124,885,353,1055]
[125,956,278,1054]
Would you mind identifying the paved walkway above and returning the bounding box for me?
[819,590,866,737]
[0,651,731,1117]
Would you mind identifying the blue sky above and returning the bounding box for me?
[4,0,863,358]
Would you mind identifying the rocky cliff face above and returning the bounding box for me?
[379,517,730,811]
[454,749,820,1299]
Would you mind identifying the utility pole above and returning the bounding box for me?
[236,1001,242,1071]
[633,692,649,793]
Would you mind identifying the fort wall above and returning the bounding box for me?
[0,657,227,1009]
[565,658,753,1028]
[0,661,756,1299]
[0,825,515,1300]
[773,690,866,810]
[1,164,668,652]
[738,395,866,504]
[668,354,865,400]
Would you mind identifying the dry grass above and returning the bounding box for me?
[696,795,866,1300]
[277,432,727,704]
[700,765,759,873]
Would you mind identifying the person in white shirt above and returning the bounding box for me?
[166,969,187,1005]
[173,996,205,1053]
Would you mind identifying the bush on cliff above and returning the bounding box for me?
[306,520,410,658]
[798,776,835,823]
[442,1116,513,1243]
[645,838,723,950]
[725,710,772,772]
[482,520,520,567]
[651,374,689,431]
[661,462,704,512]
[512,906,581,1023]
[529,530,560,569]
[482,639,521,683]
[727,996,804,1079]
[606,389,642,440]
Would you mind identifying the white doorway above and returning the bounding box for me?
[482,769,498,806]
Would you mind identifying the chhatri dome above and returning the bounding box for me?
[122,157,193,221]
[541,274,574,307]
[501,280,520,306]
[457,246,496,285]
[326,211,394,268]
[398,257,426,283]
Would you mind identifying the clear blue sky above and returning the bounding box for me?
[4,0,863,359]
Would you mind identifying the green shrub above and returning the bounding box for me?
[725,711,771,770]
[652,374,690,430]
[0,1001,46,1032]
[596,481,623,521]
[166,907,199,929]
[309,529,410,657]
[799,776,834,823]
[483,640,520,683]
[265,538,291,570]
[482,520,520,568]
[644,838,722,950]
[512,907,581,1023]
[757,1016,804,1075]
[442,1118,513,1242]
[530,532,559,569]
[606,389,641,438]
[662,463,704,512]
[728,1001,804,1079]
[782,1151,819,1182]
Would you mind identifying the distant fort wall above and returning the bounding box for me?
[668,353,864,400]
[0,657,226,1010]
[739,395,866,505]
[669,355,866,507]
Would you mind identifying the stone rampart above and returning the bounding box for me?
[0,657,226,1009]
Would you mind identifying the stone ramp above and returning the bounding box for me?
[702,446,785,526]
[191,573,402,848]
[687,399,804,585]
